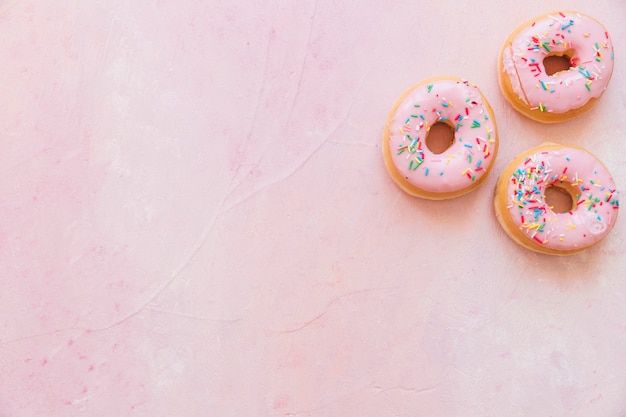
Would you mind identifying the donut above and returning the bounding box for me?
[382,77,499,200]
[498,11,615,123]
[494,143,619,255]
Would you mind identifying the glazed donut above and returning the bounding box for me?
[383,77,498,200]
[494,143,619,255]
[498,11,614,123]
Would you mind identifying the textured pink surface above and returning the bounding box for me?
[1,1,625,416]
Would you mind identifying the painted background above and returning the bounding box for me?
[1,0,625,416]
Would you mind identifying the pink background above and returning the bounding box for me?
[1,1,625,416]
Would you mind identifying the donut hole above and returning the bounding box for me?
[544,183,580,213]
[426,121,455,154]
[543,49,576,76]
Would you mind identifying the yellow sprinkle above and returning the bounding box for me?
[584,33,590,37]
[400,127,405,134]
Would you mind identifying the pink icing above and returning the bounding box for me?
[387,80,497,194]
[504,146,619,251]
[501,11,614,114]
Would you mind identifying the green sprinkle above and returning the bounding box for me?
[427,84,433,93]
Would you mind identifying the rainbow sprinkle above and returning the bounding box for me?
[507,149,619,249]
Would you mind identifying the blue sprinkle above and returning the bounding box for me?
[578,66,591,78]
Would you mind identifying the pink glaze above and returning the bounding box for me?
[501,11,614,114]
[504,146,619,251]
[387,79,497,194]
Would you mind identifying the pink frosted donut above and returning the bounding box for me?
[499,11,615,122]
[494,143,620,255]
[382,77,498,200]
